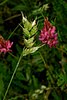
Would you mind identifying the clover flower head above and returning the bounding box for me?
[39,18,58,48]
[0,35,13,53]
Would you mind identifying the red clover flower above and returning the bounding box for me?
[39,18,58,48]
[0,35,13,53]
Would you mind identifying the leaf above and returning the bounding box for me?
[16,72,26,81]
[12,4,28,11]
[24,37,35,48]
[30,25,37,36]
[23,28,30,37]
[25,42,35,48]
[30,47,40,53]
[26,67,31,81]
[52,91,61,100]
[23,46,40,56]
[24,37,34,44]
[0,0,8,6]
[32,4,48,15]
[32,75,38,88]
[22,16,32,31]
[57,73,65,86]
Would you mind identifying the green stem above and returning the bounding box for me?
[3,51,23,100]
[39,51,46,65]
[7,24,19,40]
[8,52,18,60]
[8,95,23,100]
[0,0,8,6]
[56,47,67,55]
[39,51,54,84]
[39,51,48,69]
[4,14,21,22]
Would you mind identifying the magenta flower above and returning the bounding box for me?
[39,18,58,48]
[0,35,13,53]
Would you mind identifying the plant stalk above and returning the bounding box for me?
[3,51,23,100]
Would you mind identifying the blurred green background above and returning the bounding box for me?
[0,0,67,100]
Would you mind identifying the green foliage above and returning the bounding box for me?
[0,0,67,100]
